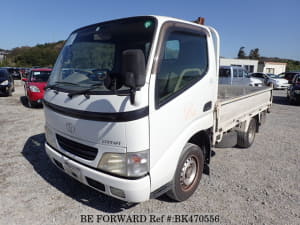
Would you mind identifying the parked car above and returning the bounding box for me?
[278,71,300,84]
[22,68,52,107]
[250,72,289,89]
[287,74,300,105]
[0,69,14,96]
[1,67,22,79]
[219,66,263,87]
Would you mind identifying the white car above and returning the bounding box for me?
[251,73,289,89]
[219,66,264,87]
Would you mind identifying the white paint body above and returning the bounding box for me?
[44,16,272,202]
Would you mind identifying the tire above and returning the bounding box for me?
[27,97,36,108]
[236,118,257,148]
[288,96,295,105]
[7,88,12,96]
[167,143,204,202]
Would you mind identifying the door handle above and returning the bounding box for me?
[203,101,212,112]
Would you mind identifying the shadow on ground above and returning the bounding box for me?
[19,96,29,107]
[22,133,137,212]
[272,95,290,106]
[19,96,43,108]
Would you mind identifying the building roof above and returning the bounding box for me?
[260,61,287,65]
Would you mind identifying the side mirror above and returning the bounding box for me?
[22,78,28,82]
[122,49,146,89]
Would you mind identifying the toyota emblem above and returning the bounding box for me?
[66,122,75,134]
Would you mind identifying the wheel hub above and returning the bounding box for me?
[180,156,197,189]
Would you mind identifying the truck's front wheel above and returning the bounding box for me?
[167,143,204,202]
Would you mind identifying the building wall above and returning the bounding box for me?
[0,51,7,62]
[258,62,286,74]
[220,58,259,73]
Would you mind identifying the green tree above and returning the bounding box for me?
[237,46,247,59]
[4,41,64,67]
[249,48,260,59]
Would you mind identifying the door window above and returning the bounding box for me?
[233,69,238,77]
[238,69,243,77]
[156,30,208,106]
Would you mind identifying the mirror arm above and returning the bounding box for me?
[129,88,136,105]
[116,87,136,105]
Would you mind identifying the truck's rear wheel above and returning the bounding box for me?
[167,143,204,202]
[237,118,257,148]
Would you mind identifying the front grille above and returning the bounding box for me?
[56,134,98,160]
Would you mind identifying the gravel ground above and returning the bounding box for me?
[0,84,299,225]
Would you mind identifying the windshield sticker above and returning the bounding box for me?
[144,20,153,29]
[34,72,41,75]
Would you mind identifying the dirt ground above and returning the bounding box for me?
[0,83,299,225]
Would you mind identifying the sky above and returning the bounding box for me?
[1,0,299,61]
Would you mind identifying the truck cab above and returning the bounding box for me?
[44,16,218,202]
[44,16,271,203]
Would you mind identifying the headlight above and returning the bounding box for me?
[45,125,58,149]
[98,150,149,177]
[0,80,8,85]
[29,85,40,92]
[295,90,300,94]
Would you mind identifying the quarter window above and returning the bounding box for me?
[238,69,243,77]
[156,31,208,105]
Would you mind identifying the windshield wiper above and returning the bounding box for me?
[67,83,104,98]
[45,81,78,90]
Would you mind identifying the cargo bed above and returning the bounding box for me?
[214,85,273,143]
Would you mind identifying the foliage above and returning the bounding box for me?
[237,46,246,59]
[1,41,65,67]
[259,57,300,71]
[286,60,300,71]
[237,46,300,71]
[249,48,260,59]
[69,42,115,70]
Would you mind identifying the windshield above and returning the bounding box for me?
[219,68,230,77]
[30,71,51,82]
[267,74,280,78]
[0,70,8,78]
[48,17,156,93]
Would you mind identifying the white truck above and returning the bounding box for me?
[44,16,272,202]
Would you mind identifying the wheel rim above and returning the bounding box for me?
[180,156,198,190]
[248,121,256,144]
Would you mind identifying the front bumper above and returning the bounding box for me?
[274,83,289,89]
[45,143,151,202]
[0,85,9,94]
[28,91,44,103]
